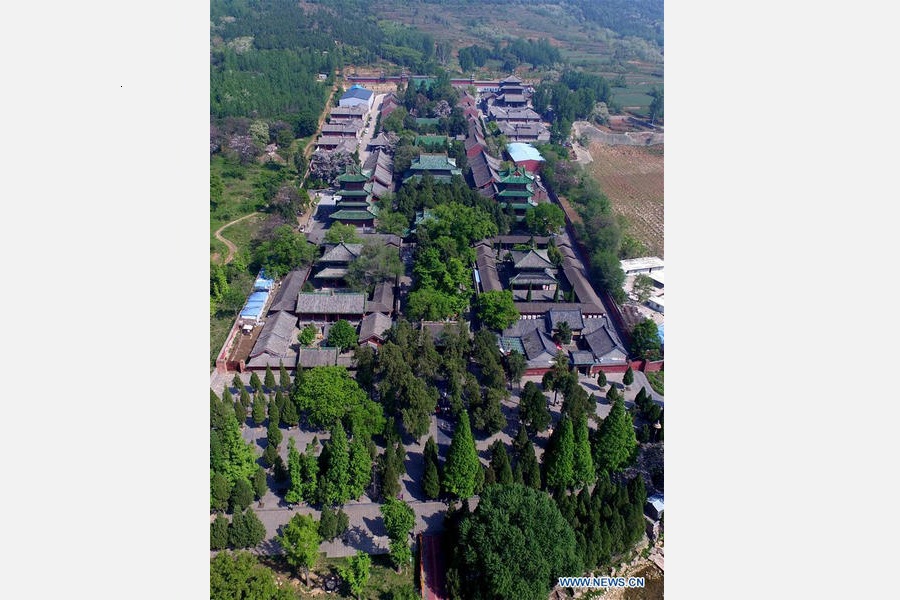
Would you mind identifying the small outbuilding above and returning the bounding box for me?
[645,494,664,520]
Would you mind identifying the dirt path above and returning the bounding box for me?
[213,212,258,264]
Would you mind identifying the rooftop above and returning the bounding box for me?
[620,256,664,272]
[507,142,546,164]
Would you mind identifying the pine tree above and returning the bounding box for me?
[267,421,283,448]
[232,374,243,394]
[543,416,574,491]
[443,411,481,498]
[572,415,595,488]
[210,514,229,550]
[263,440,279,468]
[234,400,247,426]
[380,453,401,500]
[593,399,638,474]
[250,372,263,393]
[348,434,372,500]
[279,362,291,392]
[252,394,267,426]
[240,388,252,412]
[285,438,304,505]
[422,436,441,499]
[241,507,267,547]
[268,399,281,430]
[489,440,513,486]
[229,478,254,513]
[211,472,232,512]
[319,504,339,541]
[281,397,299,428]
[222,386,234,407]
[252,466,268,500]
[623,366,634,387]
[299,441,319,501]
[210,390,234,430]
[273,455,289,483]
[318,423,351,505]
[264,365,277,391]
[596,370,607,389]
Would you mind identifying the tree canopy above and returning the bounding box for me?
[210,551,295,600]
[277,513,321,587]
[292,366,382,433]
[253,225,316,279]
[443,411,482,498]
[474,290,520,331]
[525,202,566,236]
[326,319,358,352]
[450,484,582,600]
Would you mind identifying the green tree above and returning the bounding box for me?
[648,87,664,124]
[280,396,300,427]
[630,318,662,360]
[324,222,362,244]
[474,290,520,330]
[318,423,351,505]
[232,374,244,394]
[267,420,283,448]
[210,389,234,430]
[554,321,573,345]
[210,416,258,486]
[326,319,358,352]
[623,366,635,387]
[338,551,371,600]
[240,388,252,413]
[250,372,264,394]
[450,484,582,600]
[345,242,405,291]
[489,440,513,486]
[252,466,268,500]
[254,225,316,279]
[519,381,551,434]
[423,436,441,500]
[252,394,267,427]
[572,415,595,488]
[593,398,638,474]
[318,504,349,542]
[210,172,224,209]
[264,365,277,391]
[443,411,482,498]
[596,369,607,389]
[504,350,526,390]
[348,434,373,500]
[233,400,247,427]
[524,203,565,236]
[229,507,266,549]
[353,344,376,392]
[292,366,372,430]
[381,498,416,572]
[277,513,322,587]
[513,430,542,490]
[210,551,294,600]
[285,438,304,505]
[263,439,279,468]
[210,514,229,550]
[230,477,255,513]
[279,362,291,392]
[298,323,317,346]
[542,416,574,491]
[211,471,231,512]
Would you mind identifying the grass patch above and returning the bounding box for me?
[645,370,664,395]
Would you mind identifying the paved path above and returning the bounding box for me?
[421,533,447,600]
[213,212,258,264]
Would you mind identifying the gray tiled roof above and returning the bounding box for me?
[250,311,297,358]
[583,323,627,361]
[548,309,585,331]
[296,292,366,315]
[520,327,559,362]
[268,268,310,313]
[475,244,503,292]
[297,347,339,368]
[366,282,395,314]
[358,312,393,342]
[512,249,553,270]
[318,243,363,264]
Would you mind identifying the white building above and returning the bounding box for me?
[339,85,374,110]
[620,256,664,276]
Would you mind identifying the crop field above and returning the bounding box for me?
[586,143,664,258]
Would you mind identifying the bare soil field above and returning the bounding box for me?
[586,143,664,258]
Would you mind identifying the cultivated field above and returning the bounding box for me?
[586,143,664,258]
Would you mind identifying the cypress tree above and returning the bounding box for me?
[273,455,289,483]
[422,436,441,499]
[279,362,291,392]
[348,434,372,500]
[443,411,481,498]
[596,370,607,389]
[593,399,638,474]
[240,388,252,412]
[210,514,229,550]
[319,504,339,541]
[281,396,300,428]
[267,399,281,429]
[249,372,263,394]
[211,472,232,512]
[380,453,401,500]
[233,400,247,427]
[489,440,513,486]
[319,424,351,506]
[267,421,282,448]
[623,366,634,387]
[264,365,277,391]
[252,466,268,500]
[251,393,267,426]
[543,416,574,491]
[229,478,254,513]
[232,374,244,394]
[572,415,595,488]
[285,438,303,505]
[222,386,234,407]
[263,440,279,468]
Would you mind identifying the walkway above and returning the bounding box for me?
[213,212,258,264]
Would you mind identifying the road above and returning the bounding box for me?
[356,93,385,167]
[213,212,259,264]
